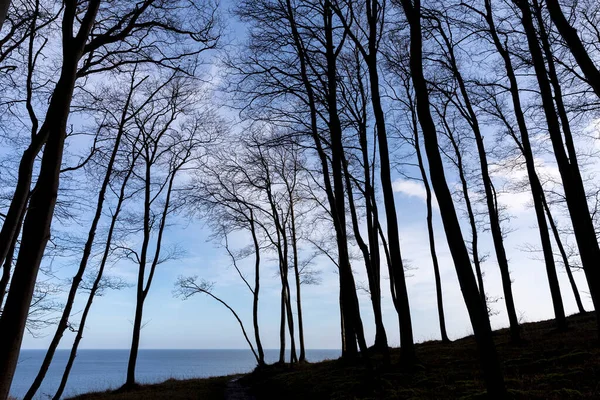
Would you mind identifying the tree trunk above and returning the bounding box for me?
[249,213,265,366]
[482,0,567,331]
[284,0,358,356]
[440,112,487,310]
[515,0,597,330]
[544,0,600,98]
[0,0,10,31]
[0,4,100,395]
[24,80,130,400]
[0,61,80,400]
[398,1,506,395]
[289,196,306,362]
[542,195,586,314]
[363,0,414,361]
[412,107,449,343]
[437,26,520,342]
[52,151,137,400]
[0,208,24,308]
[532,0,596,319]
[324,0,368,358]
[344,155,389,352]
[279,284,286,363]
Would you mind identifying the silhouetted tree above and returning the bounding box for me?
[393,0,506,395]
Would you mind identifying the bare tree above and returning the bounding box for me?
[122,78,212,388]
[393,0,506,395]
[23,70,157,400]
[0,2,219,395]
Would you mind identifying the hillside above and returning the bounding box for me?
[70,312,599,399]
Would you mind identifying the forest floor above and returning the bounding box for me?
[69,311,600,399]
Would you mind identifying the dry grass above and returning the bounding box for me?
[68,312,600,399]
[245,312,600,399]
[67,376,233,400]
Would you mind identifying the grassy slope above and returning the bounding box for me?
[68,376,233,400]
[70,312,600,399]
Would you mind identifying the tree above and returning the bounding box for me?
[23,70,159,400]
[469,0,568,331]
[394,0,506,395]
[512,0,596,332]
[425,9,521,341]
[122,77,211,388]
[234,0,368,358]
[333,0,415,359]
[545,0,600,98]
[0,2,219,395]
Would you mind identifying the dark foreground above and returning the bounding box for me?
[69,312,599,399]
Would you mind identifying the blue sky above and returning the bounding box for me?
[14,1,595,351]
[20,158,592,350]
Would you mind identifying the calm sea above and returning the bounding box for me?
[11,349,340,399]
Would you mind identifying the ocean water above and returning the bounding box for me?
[11,349,340,399]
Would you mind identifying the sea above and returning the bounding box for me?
[10,349,341,399]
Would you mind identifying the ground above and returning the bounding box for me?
[69,312,600,399]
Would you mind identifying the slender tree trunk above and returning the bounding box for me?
[0,4,100,395]
[0,208,24,308]
[0,0,10,31]
[532,0,596,319]
[0,63,79,400]
[440,112,487,309]
[52,151,137,400]
[362,0,414,361]
[249,213,265,366]
[398,1,506,395]
[363,130,388,353]
[279,283,286,363]
[281,225,297,364]
[437,27,520,341]
[126,298,145,387]
[482,0,567,331]
[542,196,586,314]
[127,149,178,386]
[324,0,368,358]
[544,0,600,98]
[343,49,388,352]
[412,107,449,342]
[516,0,596,330]
[24,78,131,400]
[344,156,388,352]
[0,145,39,271]
[284,0,357,356]
[289,197,306,362]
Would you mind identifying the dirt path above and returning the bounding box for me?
[224,377,255,400]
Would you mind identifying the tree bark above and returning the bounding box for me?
[542,195,586,314]
[0,0,10,32]
[0,3,100,396]
[323,0,368,358]
[411,104,449,343]
[532,0,595,319]
[397,0,506,395]
[362,0,414,361]
[249,212,266,366]
[288,194,306,362]
[435,23,520,342]
[545,0,600,98]
[515,0,597,331]
[52,147,138,400]
[481,0,567,331]
[24,74,132,400]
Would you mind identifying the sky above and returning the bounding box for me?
[19,154,593,350]
[13,1,596,351]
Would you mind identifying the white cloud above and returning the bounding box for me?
[392,179,428,202]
